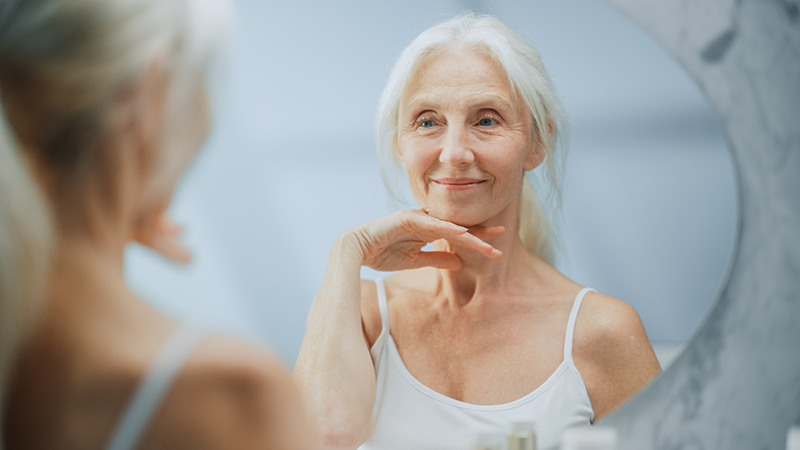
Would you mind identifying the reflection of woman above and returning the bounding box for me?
[295,14,661,450]
[1,1,314,448]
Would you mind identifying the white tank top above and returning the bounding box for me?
[359,279,595,450]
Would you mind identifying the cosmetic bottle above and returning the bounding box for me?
[788,425,800,450]
[471,430,505,450]
[560,426,617,450]
[507,421,536,450]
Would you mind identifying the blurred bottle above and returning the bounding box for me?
[561,426,617,450]
[471,430,506,450]
[788,425,800,450]
[507,421,536,450]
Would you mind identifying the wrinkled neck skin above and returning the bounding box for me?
[430,191,538,307]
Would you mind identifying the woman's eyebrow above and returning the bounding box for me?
[459,93,516,112]
[403,94,441,113]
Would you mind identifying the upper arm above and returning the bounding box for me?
[572,292,661,420]
[360,279,382,350]
[141,336,320,450]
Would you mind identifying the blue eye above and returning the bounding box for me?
[420,120,433,128]
[479,118,497,126]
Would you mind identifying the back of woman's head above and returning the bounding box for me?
[0,0,231,235]
[375,13,568,265]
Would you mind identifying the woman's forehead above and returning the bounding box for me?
[412,48,508,89]
[401,49,519,113]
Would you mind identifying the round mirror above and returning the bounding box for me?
[125,0,736,408]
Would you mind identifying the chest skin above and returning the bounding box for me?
[386,285,579,405]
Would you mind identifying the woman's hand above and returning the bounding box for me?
[348,209,504,272]
[133,212,192,264]
[295,210,503,448]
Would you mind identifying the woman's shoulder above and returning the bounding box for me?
[572,291,656,363]
[139,334,316,449]
[572,291,662,418]
[360,269,432,346]
[576,291,644,341]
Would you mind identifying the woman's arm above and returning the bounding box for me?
[294,233,377,450]
[573,292,662,420]
[293,210,502,450]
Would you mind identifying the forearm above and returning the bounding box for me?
[294,234,376,449]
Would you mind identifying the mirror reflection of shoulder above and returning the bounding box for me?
[0,1,317,449]
[295,13,661,450]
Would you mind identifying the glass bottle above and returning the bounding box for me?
[471,430,506,450]
[560,426,617,450]
[788,425,800,450]
[507,421,536,450]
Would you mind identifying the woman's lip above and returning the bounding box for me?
[432,178,486,190]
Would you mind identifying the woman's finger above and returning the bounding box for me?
[134,215,193,264]
[412,251,463,271]
[400,212,502,258]
[468,226,505,239]
[151,233,193,264]
[445,231,503,259]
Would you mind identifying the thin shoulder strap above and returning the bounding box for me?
[106,324,207,450]
[564,288,597,363]
[375,277,390,335]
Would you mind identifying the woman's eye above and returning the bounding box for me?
[479,117,498,126]
[419,120,434,128]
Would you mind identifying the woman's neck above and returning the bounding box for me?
[47,232,131,316]
[430,201,537,307]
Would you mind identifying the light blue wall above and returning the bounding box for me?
[124,0,736,366]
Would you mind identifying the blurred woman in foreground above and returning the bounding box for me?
[0,1,314,448]
[295,14,661,450]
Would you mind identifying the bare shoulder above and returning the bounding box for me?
[573,292,661,420]
[574,292,649,351]
[141,334,317,450]
[360,279,382,348]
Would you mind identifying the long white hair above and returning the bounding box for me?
[375,13,568,265]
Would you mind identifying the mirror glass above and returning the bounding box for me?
[125,0,737,400]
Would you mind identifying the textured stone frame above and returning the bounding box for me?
[597,1,800,448]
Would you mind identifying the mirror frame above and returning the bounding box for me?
[598,0,800,448]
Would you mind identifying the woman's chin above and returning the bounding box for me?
[425,208,490,228]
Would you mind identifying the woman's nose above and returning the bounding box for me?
[439,126,474,168]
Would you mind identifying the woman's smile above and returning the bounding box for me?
[431,177,487,191]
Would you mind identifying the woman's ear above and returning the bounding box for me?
[523,119,553,171]
[523,140,545,171]
[112,62,169,182]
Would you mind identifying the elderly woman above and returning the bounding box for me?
[0,1,315,448]
[295,14,661,450]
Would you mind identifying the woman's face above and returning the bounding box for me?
[397,49,541,227]
[144,77,211,204]
[133,75,210,236]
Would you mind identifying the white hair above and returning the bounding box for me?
[0,106,51,447]
[0,0,231,443]
[375,13,567,265]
